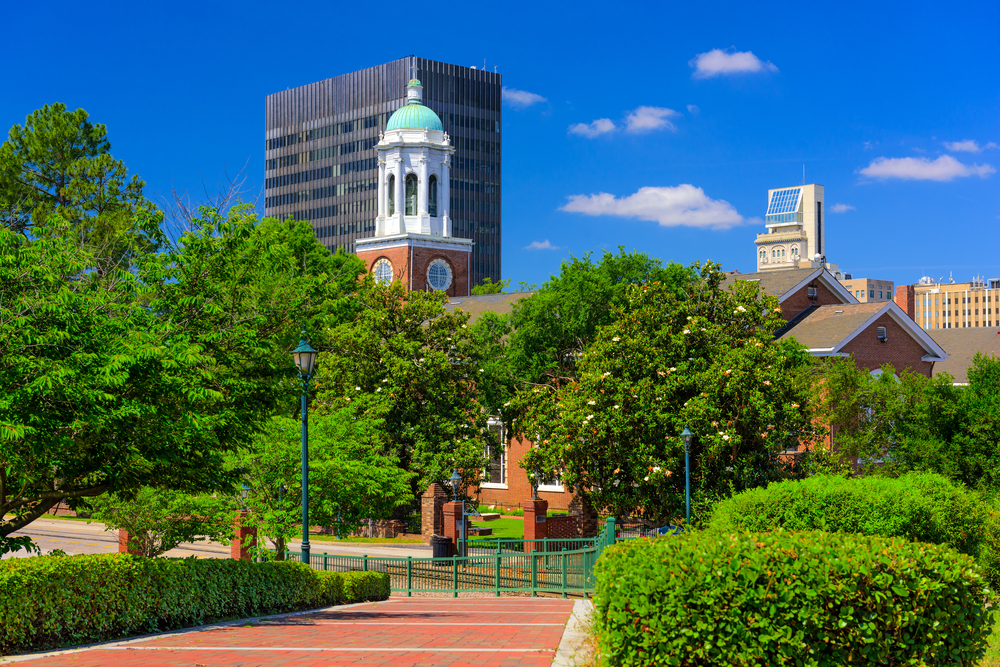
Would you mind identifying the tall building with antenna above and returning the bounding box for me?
[754,183,825,272]
[264,56,502,288]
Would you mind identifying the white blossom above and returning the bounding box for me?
[588,400,596,405]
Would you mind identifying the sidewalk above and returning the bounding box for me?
[4,597,584,666]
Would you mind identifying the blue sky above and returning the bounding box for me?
[3,1,998,288]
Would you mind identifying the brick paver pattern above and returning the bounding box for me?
[17,597,576,666]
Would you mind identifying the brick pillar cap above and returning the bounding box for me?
[423,483,450,498]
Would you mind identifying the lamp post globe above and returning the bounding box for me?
[680,426,693,529]
[448,470,462,502]
[290,332,318,566]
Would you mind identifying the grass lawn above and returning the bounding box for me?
[980,613,1000,666]
[469,517,524,541]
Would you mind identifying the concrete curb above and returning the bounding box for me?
[553,598,595,666]
[0,599,388,663]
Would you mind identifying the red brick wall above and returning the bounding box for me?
[474,436,573,511]
[840,313,933,377]
[780,280,845,321]
[895,285,915,320]
[547,516,578,539]
[356,243,470,297]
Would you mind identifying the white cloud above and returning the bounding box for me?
[859,155,995,181]
[831,203,855,213]
[625,106,680,133]
[502,86,547,109]
[942,139,999,153]
[568,118,616,138]
[687,104,700,114]
[525,239,561,251]
[560,184,744,229]
[689,48,778,79]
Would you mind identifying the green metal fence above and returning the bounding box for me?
[280,517,619,598]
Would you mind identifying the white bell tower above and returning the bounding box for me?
[375,79,454,237]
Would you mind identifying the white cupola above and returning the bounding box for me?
[375,79,454,237]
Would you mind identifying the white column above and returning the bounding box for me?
[377,159,386,218]
[441,158,451,237]
[418,157,429,215]
[395,160,405,229]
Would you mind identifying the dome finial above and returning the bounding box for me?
[406,78,423,105]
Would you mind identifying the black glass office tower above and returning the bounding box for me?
[264,56,502,288]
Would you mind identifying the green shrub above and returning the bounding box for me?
[595,531,992,666]
[342,571,390,603]
[708,472,986,558]
[0,555,348,655]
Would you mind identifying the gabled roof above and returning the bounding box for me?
[444,292,532,322]
[777,300,948,361]
[723,268,857,304]
[929,328,1000,383]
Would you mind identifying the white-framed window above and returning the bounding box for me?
[537,470,564,493]
[482,419,507,489]
[427,259,453,291]
[373,258,393,285]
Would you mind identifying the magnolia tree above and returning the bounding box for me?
[516,263,814,525]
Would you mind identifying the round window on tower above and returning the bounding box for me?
[427,259,453,291]
[373,258,393,285]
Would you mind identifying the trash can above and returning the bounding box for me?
[431,534,452,565]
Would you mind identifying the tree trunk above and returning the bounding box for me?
[274,536,286,561]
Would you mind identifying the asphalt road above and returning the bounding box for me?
[3,518,433,559]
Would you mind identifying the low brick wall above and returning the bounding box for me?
[547,516,577,540]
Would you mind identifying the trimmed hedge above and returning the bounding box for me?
[0,554,388,655]
[342,571,391,603]
[594,531,992,666]
[708,472,986,558]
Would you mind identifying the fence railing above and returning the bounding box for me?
[277,517,621,598]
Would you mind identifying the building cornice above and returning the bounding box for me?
[357,233,474,253]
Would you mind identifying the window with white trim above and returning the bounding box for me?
[482,420,507,488]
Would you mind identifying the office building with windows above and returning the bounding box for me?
[908,276,1000,330]
[838,277,895,303]
[754,184,825,272]
[264,56,502,288]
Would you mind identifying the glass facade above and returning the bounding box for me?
[264,56,502,287]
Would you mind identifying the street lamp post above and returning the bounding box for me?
[291,332,318,565]
[448,470,463,556]
[680,426,693,529]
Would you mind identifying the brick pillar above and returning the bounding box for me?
[421,483,449,545]
[231,510,257,561]
[569,493,599,538]
[523,499,548,552]
[895,284,915,320]
[442,501,464,557]
[118,529,143,555]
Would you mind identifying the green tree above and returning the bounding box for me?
[0,104,158,273]
[517,263,813,524]
[471,277,510,294]
[506,248,696,387]
[316,278,504,494]
[0,207,364,548]
[86,487,233,558]
[230,410,413,558]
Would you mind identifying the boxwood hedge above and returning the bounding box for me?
[708,472,986,558]
[594,531,992,666]
[0,554,389,655]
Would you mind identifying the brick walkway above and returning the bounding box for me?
[11,597,578,666]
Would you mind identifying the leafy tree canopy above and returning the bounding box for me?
[230,410,414,558]
[517,263,813,524]
[86,487,232,558]
[471,277,510,295]
[316,278,506,494]
[506,247,697,387]
[0,207,364,543]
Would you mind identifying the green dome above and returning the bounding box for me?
[386,79,444,131]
